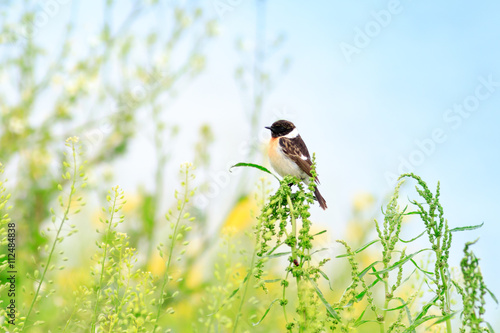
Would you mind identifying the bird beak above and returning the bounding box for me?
[265,126,271,130]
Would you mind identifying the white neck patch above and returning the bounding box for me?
[284,128,299,139]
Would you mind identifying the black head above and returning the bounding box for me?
[265,120,296,138]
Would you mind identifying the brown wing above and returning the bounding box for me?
[279,135,318,181]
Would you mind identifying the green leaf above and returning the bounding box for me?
[319,269,334,291]
[428,311,458,327]
[336,239,379,258]
[308,277,340,320]
[370,248,432,276]
[380,302,409,311]
[353,306,378,327]
[392,297,414,324]
[404,315,441,332]
[450,222,484,232]
[486,322,496,333]
[399,230,426,243]
[358,261,382,278]
[354,319,380,327]
[310,247,329,256]
[486,287,498,304]
[405,293,441,331]
[312,229,327,237]
[230,163,279,180]
[354,276,382,302]
[252,299,280,326]
[266,251,291,259]
[409,259,435,277]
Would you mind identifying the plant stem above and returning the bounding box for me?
[281,271,291,325]
[152,168,190,333]
[381,271,389,333]
[91,190,118,332]
[232,246,258,333]
[435,236,452,333]
[438,250,452,333]
[22,144,78,332]
[286,194,305,332]
[441,268,453,333]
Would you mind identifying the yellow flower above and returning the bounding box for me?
[147,252,166,276]
[221,196,257,233]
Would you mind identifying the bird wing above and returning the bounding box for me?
[279,135,317,180]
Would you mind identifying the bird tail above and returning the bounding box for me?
[314,187,327,210]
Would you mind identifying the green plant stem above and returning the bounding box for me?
[282,271,291,325]
[22,146,78,332]
[206,241,232,333]
[62,298,78,332]
[380,270,390,333]
[441,268,452,333]
[110,236,132,332]
[437,246,452,333]
[91,192,118,332]
[286,194,305,332]
[287,194,298,264]
[232,246,258,333]
[152,169,190,333]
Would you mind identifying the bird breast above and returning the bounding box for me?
[268,138,308,181]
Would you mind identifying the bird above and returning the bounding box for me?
[265,120,327,210]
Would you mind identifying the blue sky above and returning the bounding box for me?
[22,0,500,326]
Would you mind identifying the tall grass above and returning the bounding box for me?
[0,137,497,332]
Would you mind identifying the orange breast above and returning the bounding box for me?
[267,137,279,160]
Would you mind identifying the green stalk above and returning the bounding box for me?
[206,241,232,333]
[23,143,78,332]
[286,194,305,332]
[381,270,389,333]
[281,271,291,325]
[152,169,190,333]
[440,265,452,333]
[232,246,258,333]
[436,240,452,333]
[91,191,118,332]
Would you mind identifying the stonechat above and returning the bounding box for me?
[266,120,327,210]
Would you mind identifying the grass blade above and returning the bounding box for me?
[370,248,432,276]
[450,222,484,232]
[308,277,340,320]
[319,269,334,291]
[428,311,458,327]
[252,299,280,326]
[486,287,498,304]
[336,239,379,258]
[399,230,426,243]
[230,163,279,180]
[266,251,291,259]
[312,229,327,237]
[359,261,382,278]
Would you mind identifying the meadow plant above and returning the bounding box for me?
[0,144,496,332]
[199,233,241,332]
[89,185,156,332]
[457,240,496,333]
[21,137,87,332]
[153,163,197,332]
[229,164,496,333]
[232,157,336,332]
